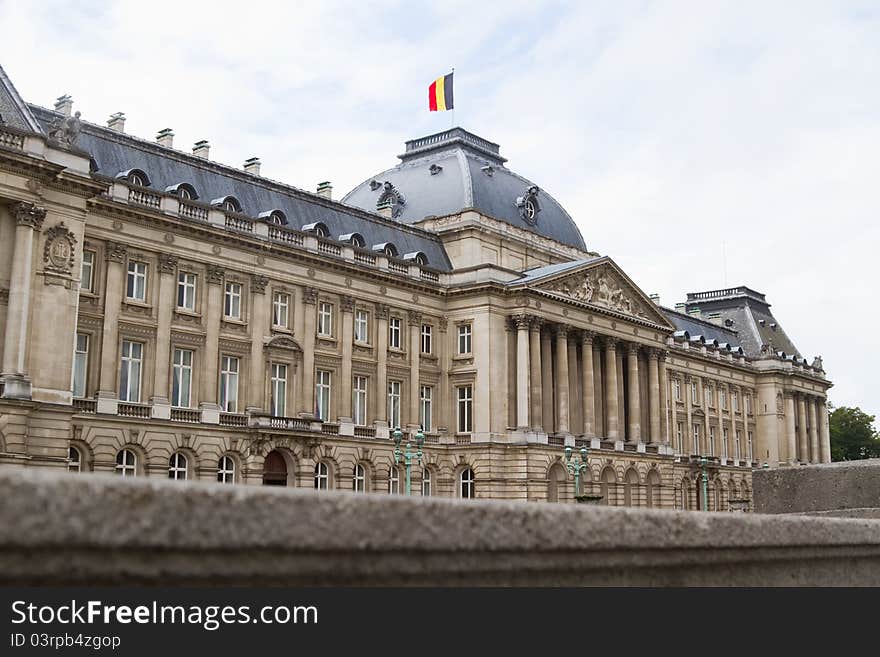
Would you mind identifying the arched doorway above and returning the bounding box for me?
[262,450,288,486]
[646,469,661,508]
[624,468,640,507]
[547,463,567,503]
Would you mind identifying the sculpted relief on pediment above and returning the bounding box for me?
[540,267,651,319]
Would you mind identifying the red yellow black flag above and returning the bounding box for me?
[428,72,454,112]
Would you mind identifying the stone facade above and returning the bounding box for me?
[0,66,832,510]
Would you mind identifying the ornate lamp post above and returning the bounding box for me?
[700,456,709,512]
[393,427,424,496]
[564,446,590,502]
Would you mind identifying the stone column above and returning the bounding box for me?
[685,375,694,454]
[338,296,356,423]
[593,341,604,437]
[647,349,660,444]
[784,392,797,464]
[567,334,579,433]
[658,351,669,444]
[247,275,270,413]
[554,325,570,435]
[97,241,127,400]
[819,400,831,463]
[299,287,318,417]
[513,314,530,430]
[808,397,820,464]
[375,304,389,425]
[1,202,45,398]
[581,331,595,436]
[739,387,749,463]
[797,394,808,463]
[199,264,224,423]
[616,348,625,436]
[541,327,554,433]
[150,254,177,417]
[529,318,543,432]
[604,338,619,440]
[626,343,641,443]
[408,310,422,429]
[438,318,449,435]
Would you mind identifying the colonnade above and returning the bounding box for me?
[785,391,831,464]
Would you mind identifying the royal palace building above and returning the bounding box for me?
[0,64,832,510]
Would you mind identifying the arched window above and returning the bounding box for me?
[646,470,661,508]
[115,449,136,477]
[713,480,722,511]
[218,455,236,484]
[403,251,429,267]
[179,186,193,200]
[460,468,475,499]
[388,465,400,494]
[212,196,242,213]
[546,463,567,503]
[624,469,640,507]
[353,464,366,492]
[68,446,82,473]
[168,452,188,480]
[302,222,329,238]
[680,477,691,510]
[601,467,617,506]
[314,462,329,490]
[421,468,432,497]
[118,169,150,187]
[258,210,287,225]
[339,233,365,248]
[129,172,146,187]
[262,449,288,486]
[374,242,398,258]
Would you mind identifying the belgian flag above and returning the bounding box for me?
[428,72,454,112]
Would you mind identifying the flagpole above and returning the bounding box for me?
[451,67,455,129]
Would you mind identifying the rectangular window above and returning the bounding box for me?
[690,381,698,404]
[388,380,402,429]
[220,355,239,413]
[126,261,147,301]
[80,251,95,292]
[73,333,89,398]
[735,430,742,460]
[421,324,432,354]
[270,363,287,417]
[353,376,368,426]
[673,379,682,401]
[720,388,728,409]
[177,273,197,311]
[676,422,684,453]
[458,324,472,355]
[171,348,193,408]
[419,385,433,431]
[705,386,713,408]
[457,385,473,433]
[318,301,333,336]
[119,340,143,402]
[224,282,242,319]
[746,394,752,415]
[692,424,700,455]
[747,431,754,462]
[709,426,716,457]
[354,310,369,343]
[389,317,402,349]
[315,370,331,422]
[272,292,290,329]
[733,391,739,412]
[722,428,730,458]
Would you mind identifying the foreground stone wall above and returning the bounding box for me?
[1,467,880,586]
[753,459,880,518]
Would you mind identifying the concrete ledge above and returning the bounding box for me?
[753,459,880,516]
[2,468,880,586]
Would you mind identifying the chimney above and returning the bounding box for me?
[674,303,686,312]
[54,95,73,117]
[192,140,210,159]
[243,157,261,176]
[377,199,393,218]
[687,307,701,317]
[107,112,126,133]
[156,128,174,148]
[649,293,660,305]
[317,181,333,200]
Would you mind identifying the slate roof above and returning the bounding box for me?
[0,64,43,134]
[27,105,453,272]
[510,258,599,285]
[662,308,744,350]
[342,128,587,251]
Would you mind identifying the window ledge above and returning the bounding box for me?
[174,308,201,318]
[123,299,150,308]
[453,353,472,361]
[271,326,293,335]
[223,318,248,326]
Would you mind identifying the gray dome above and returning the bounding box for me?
[342,128,586,250]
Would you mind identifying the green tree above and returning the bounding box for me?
[829,405,880,461]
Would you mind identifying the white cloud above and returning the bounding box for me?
[2,0,877,424]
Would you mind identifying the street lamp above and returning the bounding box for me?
[700,456,709,512]
[393,427,424,496]
[564,446,590,502]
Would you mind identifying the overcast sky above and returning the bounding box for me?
[2,0,878,427]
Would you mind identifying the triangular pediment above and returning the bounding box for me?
[530,258,675,328]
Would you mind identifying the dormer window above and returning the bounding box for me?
[302,222,330,238]
[165,183,199,201]
[403,251,428,267]
[179,187,192,200]
[117,169,151,188]
[258,210,287,225]
[339,233,366,248]
[374,242,398,258]
[129,172,146,187]
[212,196,242,213]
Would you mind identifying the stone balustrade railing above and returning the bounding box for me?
[1,467,879,585]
